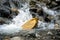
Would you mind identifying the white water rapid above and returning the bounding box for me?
[0,3,32,35]
[0,3,55,35]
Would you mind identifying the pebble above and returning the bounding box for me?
[54,24,59,29]
[10,36,23,40]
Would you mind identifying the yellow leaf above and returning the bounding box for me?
[22,18,38,30]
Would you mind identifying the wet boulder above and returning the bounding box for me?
[44,15,51,22]
[29,8,37,13]
[0,6,11,18]
[0,0,20,24]
[0,0,20,18]
[10,0,20,8]
[29,1,36,5]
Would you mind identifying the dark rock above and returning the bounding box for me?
[46,0,60,10]
[37,10,44,16]
[0,8,10,18]
[0,20,5,25]
[0,0,20,24]
[44,16,51,22]
[0,0,20,13]
[11,0,20,8]
[29,8,37,13]
[29,1,36,5]
[3,1,10,7]
[26,33,36,38]
[31,14,36,18]
[55,30,60,36]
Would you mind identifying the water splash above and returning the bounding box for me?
[0,3,56,35]
[0,3,32,35]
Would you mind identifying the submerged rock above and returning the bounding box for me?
[0,0,20,24]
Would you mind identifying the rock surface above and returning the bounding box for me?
[0,29,60,40]
[0,0,60,40]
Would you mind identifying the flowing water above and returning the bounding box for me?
[0,3,32,35]
[0,0,58,35]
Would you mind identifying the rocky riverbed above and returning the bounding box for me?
[0,29,60,40]
[0,0,60,40]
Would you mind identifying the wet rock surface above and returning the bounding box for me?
[29,0,60,29]
[0,0,60,40]
[24,29,60,40]
[0,29,60,40]
[0,0,20,25]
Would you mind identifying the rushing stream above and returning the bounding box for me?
[0,0,59,35]
[0,3,33,35]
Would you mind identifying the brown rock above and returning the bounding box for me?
[10,8,19,14]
